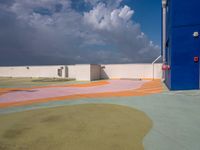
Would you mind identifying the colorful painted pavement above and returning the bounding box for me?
[1,79,200,150]
[0,79,162,108]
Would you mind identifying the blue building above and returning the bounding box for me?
[162,0,200,90]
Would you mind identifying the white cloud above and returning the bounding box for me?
[84,0,123,7]
[83,4,134,30]
[0,0,160,65]
[83,2,160,62]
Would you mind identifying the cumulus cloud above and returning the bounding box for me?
[85,0,123,8]
[83,4,134,30]
[0,0,160,66]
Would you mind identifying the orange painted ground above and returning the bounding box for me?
[0,80,163,108]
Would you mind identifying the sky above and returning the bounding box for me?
[0,0,161,66]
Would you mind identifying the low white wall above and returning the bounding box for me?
[0,66,66,78]
[0,63,162,81]
[67,65,76,79]
[67,64,101,81]
[73,65,91,81]
[153,64,162,79]
[100,64,162,79]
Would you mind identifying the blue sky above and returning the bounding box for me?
[71,0,162,45]
[0,0,161,65]
[122,0,161,46]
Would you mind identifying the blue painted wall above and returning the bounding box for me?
[165,0,200,90]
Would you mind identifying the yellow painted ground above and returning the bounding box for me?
[0,104,152,150]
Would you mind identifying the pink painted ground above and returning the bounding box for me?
[0,80,148,103]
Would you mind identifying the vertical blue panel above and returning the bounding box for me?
[164,0,200,90]
[171,0,200,27]
[170,26,200,90]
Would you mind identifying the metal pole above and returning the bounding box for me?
[162,0,167,80]
[162,0,167,63]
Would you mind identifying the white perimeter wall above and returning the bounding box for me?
[0,66,66,78]
[67,65,76,79]
[73,65,91,81]
[101,64,162,79]
[67,65,101,81]
[0,64,162,80]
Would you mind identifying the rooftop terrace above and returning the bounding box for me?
[0,77,199,150]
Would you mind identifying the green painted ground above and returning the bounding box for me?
[0,77,87,88]
[0,104,152,150]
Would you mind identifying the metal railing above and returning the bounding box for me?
[152,55,162,80]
